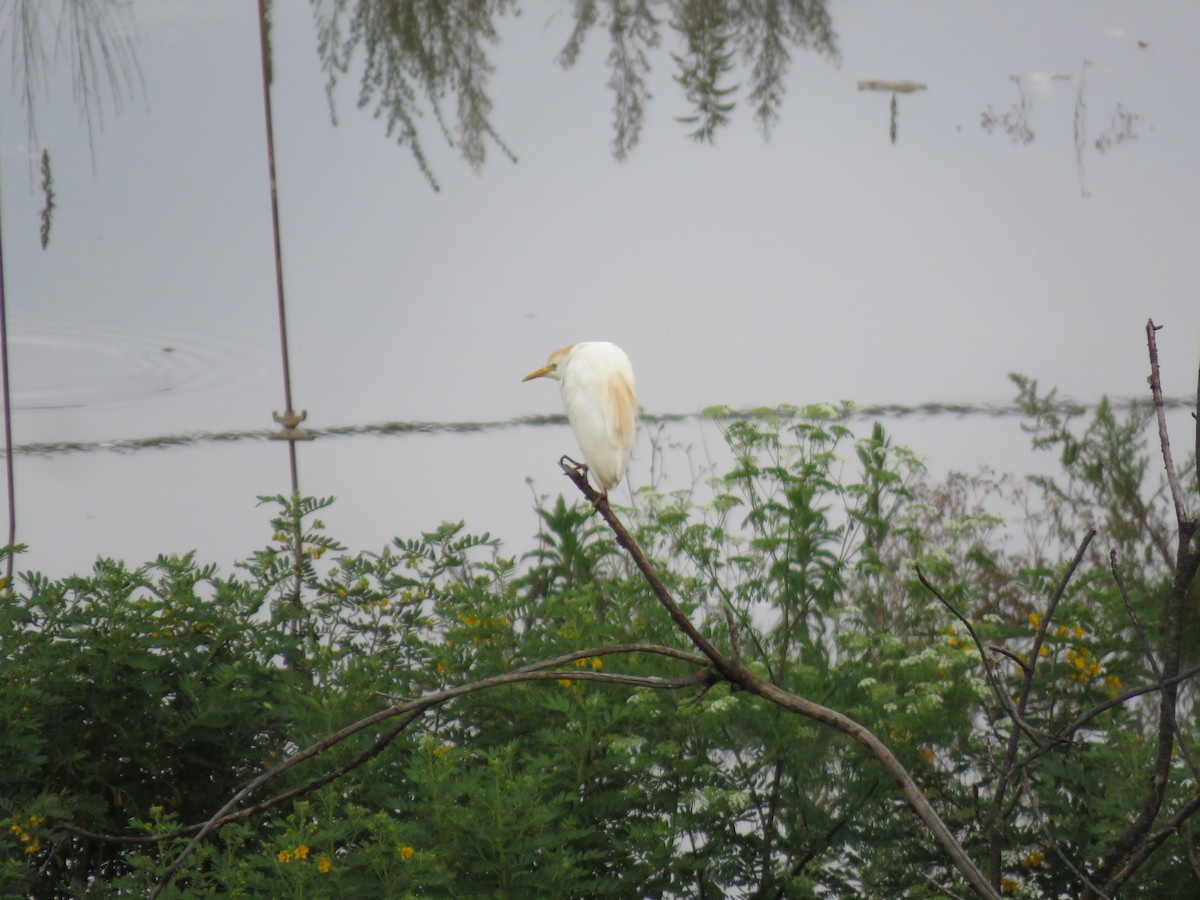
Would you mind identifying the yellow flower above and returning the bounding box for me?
[318,854,331,873]
[1028,612,1040,628]
[1001,875,1019,893]
[1105,673,1123,696]
[1056,624,1070,638]
[399,845,414,861]
[591,657,603,670]
[575,657,587,668]
[921,748,935,762]
[295,844,309,860]
[557,678,572,688]
[24,838,39,855]
[1037,646,1049,657]
[1074,626,1085,639]
[1022,849,1044,868]
[9,824,21,836]
[278,850,292,863]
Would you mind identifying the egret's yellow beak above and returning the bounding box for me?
[521,366,553,382]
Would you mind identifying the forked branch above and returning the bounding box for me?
[561,460,1001,899]
[134,643,711,897]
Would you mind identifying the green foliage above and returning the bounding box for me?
[2,380,1197,897]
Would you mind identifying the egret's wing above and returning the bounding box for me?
[606,370,637,453]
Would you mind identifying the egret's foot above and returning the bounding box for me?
[559,454,590,481]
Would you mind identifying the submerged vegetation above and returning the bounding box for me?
[2,364,1198,897]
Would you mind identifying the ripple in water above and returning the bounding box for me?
[8,316,270,412]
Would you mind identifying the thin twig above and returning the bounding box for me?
[65,712,422,847]
[1021,529,1096,706]
[988,645,1029,675]
[1020,768,1111,898]
[723,602,741,665]
[1014,661,1200,772]
[916,566,1055,747]
[1146,319,1188,526]
[147,643,713,896]
[1194,364,1199,509]
[980,528,1094,888]
[1184,821,1200,885]
[1105,788,1200,892]
[1110,549,1161,678]
[1111,549,1199,781]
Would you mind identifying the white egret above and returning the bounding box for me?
[522,341,637,497]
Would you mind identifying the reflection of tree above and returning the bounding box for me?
[980,75,1035,145]
[1,0,143,159]
[1094,103,1143,154]
[669,0,839,145]
[312,0,838,189]
[856,79,926,145]
[981,62,1147,198]
[313,0,519,191]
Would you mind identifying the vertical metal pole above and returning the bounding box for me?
[0,164,15,590]
[256,0,309,610]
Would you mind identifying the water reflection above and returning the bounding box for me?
[9,316,267,412]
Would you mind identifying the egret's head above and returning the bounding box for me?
[521,344,576,383]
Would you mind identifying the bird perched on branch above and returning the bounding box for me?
[522,341,637,497]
